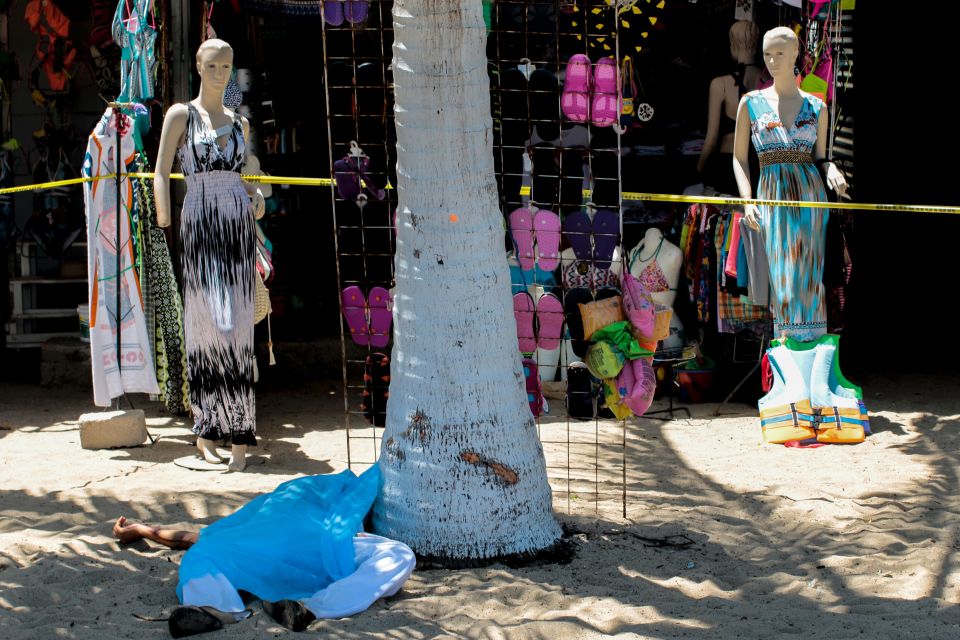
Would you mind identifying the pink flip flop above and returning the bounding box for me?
[509,207,536,271]
[513,292,537,353]
[341,286,369,346]
[561,54,591,123]
[367,286,393,348]
[535,292,564,351]
[533,209,561,271]
[591,57,621,128]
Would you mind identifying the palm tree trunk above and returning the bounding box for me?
[372,0,561,561]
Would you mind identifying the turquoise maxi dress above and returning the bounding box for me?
[746,91,829,342]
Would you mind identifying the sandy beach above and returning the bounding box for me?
[1,371,958,639]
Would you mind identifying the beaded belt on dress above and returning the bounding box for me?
[758,150,813,167]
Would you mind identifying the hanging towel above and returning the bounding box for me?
[82,108,159,406]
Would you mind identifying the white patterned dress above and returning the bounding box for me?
[177,104,256,445]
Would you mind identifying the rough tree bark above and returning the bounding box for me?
[371,0,562,561]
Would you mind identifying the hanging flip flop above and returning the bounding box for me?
[508,207,536,271]
[591,209,620,270]
[528,67,560,142]
[341,286,369,345]
[563,287,594,359]
[562,210,592,262]
[533,209,561,270]
[323,0,345,26]
[591,57,621,128]
[561,54,591,123]
[361,352,390,426]
[367,286,393,348]
[513,291,537,353]
[535,292,564,351]
[566,361,596,419]
[344,1,369,24]
[522,357,544,417]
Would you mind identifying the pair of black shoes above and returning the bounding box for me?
[168,599,316,637]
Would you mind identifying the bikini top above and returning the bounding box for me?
[630,236,677,294]
[718,63,756,138]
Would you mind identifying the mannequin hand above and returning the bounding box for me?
[157,216,171,229]
[825,164,848,197]
[251,191,266,220]
[744,204,762,231]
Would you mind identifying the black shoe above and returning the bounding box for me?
[168,606,224,638]
[262,599,316,632]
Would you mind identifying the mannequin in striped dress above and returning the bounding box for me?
[154,40,266,471]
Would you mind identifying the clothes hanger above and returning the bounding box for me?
[348,140,366,159]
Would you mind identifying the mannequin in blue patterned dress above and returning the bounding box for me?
[732,27,847,342]
[154,40,266,471]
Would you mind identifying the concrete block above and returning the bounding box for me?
[79,410,149,449]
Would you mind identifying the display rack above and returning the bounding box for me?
[6,240,87,347]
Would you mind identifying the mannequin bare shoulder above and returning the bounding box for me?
[154,104,190,228]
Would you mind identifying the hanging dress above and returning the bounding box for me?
[178,104,256,445]
[745,91,829,342]
[82,108,160,406]
[134,152,190,414]
[112,0,158,102]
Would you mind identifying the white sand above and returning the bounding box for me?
[1,373,958,638]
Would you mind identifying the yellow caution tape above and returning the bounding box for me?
[0,172,378,195]
[518,186,960,216]
[0,175,99,196]
[127,173,338,187]
[1,173,953,215]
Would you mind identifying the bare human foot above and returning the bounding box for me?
[113,516,145,544]
[197,437,224,464]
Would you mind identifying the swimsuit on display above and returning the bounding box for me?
[112,0,158,102]
[718,63,755,137]
[629,236,675,294]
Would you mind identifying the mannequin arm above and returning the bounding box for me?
[732,97,753,200]
[696,76,725,174]
[154,104,189,228]
[732,96,761,229]
[240,116,265,218]
[814,106,847,196]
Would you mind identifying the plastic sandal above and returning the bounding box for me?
[509,208,536,271]
[341,286,369,346]
[535,292,564,351]
[513,291,537,353]
[533,209,561,270]
[561,54,591,123]
[591,57,621,127]
[367,286,393,348]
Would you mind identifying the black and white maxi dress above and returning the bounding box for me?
[177,103,256,445]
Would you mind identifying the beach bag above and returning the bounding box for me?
[620,357,656,417]
[579,295,624,340]
[591,321,653,361]
[585,340,625,379]
[602,374,635,420]
[622,272,656,341]
[800,38,833,103]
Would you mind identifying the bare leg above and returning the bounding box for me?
[228,444,247,472]
[113,516,200,550]
[197,437,224,464]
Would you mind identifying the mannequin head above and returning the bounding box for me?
[729,20,759,63]
[761,27,799,79]
[195,39,234,93]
